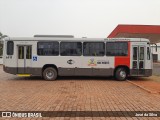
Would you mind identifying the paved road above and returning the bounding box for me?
[0,66,160,119]
[153,63,160,76]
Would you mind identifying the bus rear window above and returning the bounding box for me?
[7,41,14,55]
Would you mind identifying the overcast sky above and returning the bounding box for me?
[0,0,160,38]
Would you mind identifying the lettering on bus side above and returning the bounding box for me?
[6,55,12,59]
[97,60,109,64]
[88,59,109,66]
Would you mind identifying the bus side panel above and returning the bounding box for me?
[82,56,114,76]
[114,42,130,68]
[58,56,82,76]
[3,41,17,74]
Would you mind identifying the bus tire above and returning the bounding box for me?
[43,67,57,81]
[115,68,127,81]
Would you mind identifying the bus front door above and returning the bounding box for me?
[17,46,32,74]
[132,46,145,76]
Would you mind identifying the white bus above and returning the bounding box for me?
[3,37,152,81]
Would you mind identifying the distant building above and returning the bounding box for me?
[108,24,160,62]
[151,43,160,62]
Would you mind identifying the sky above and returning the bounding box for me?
[0,0,160,38]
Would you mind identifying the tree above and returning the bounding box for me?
[0,32,7,39]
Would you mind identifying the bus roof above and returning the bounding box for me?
[3,37,150,42]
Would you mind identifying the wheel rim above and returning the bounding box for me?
[120,70,126,78]
[46,70,54,79]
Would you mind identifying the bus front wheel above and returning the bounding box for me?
[43,67,57,81]
[115,68,127,81]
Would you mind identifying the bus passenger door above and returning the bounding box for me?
[17,46,32,74]
[132,46,145,76]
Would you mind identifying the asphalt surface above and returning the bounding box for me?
[153,63,160,76]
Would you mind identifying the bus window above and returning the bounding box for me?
[147,47,150,60]
[37,42,59,56]
[133,47,138,69]
[18,46,24,59]
[7,41,14,55]
[26,46,32,59]
[60,42,82,56]
[140,47,144,60]
[133,47,138,60]
[106,42,128,56]
[83,42,105,56]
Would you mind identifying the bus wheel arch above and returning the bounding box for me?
[114,66,129,81]
[42,64,58,81]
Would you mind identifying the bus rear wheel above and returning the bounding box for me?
[115,68,127,81]
[43,67,57,81]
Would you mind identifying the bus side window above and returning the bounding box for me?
[37,42,59,56]
[106,42,128,56]
[60,42,82,56]
[83,42,105,56]
[7,41,14,55]
[147,47,150,60]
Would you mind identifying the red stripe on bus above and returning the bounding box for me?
[115,42,130,68]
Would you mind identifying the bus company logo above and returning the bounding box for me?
[88,58,97,66]
[67,59,75,65]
